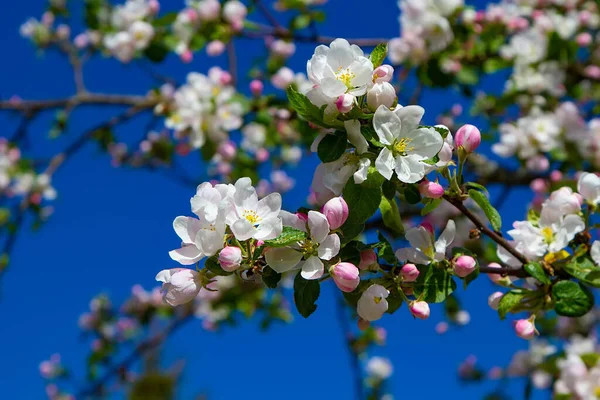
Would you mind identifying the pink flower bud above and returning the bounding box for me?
[451,104,463,116]
[373,65,394,83]
[271,67,295,89]
[487,262,509,285]
[219,246,243,272]
[336,93,354,113]
[419,180,444,199]
[514,318,536,340]
[358,249,378,270]
[420,221,434,234]
[255,148,269,163]
[321,197,348,230]
[330,262,360,292]
[219,71,233,85]
[584,65,600,80]
[576,32,592,47]
[409,301,430,320]
[400,263,419,282]
[180,49,193,64]
[488,291,503,310]
[453,255,477,278]
[526,155,549,172]
[455,124,481,153]
[435,321,449,334]
[186,8,199,22]
[197,0,221,21]
[217,140,236,160]
[206,40,225,56]
[530,178,548,193]
[148,0,160,14]
[250,80,264,96]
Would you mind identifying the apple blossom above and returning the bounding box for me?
[357,284,389,321]
[366,82,396,111]
[329,262,360,292]
[373,65,394,83]
[335,93,354,113]
[206,40,225,56]
[514,318,537,340]
[409,300,430,320]
[320,196,348,230]
[196,0,221,21]
[222,0,247,26]
[577,172,600,205]
[400,263,419,282]
[156,268,201,306]
[372,105,443,183]
[455,124,481,153]
[366,357,393,380]
[219,246,243,272]
[358,249,378,270]
[453,255,477,278]
[488,292,503,310]
[419,180,444,199]
[396,220,456,264]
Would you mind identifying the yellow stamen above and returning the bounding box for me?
[541,227,554,243]
[374,296,382,304]
[242,210,262,225]
[336,66,356,88]
[393,137,414,155]
[423,246,435,259]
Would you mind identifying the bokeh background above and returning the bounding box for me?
[0,0,539,398]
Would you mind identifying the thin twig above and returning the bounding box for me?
[0,93,157,113]
[443,195,529,265]
[252,0,283,30]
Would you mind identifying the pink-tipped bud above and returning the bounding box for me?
[217,140,236,160]
[250,80,264,96]
[256,148,270,163]
[186,8,199,22]
[453,255,477,278]
[336,93,354,114]
[330,262,360,293]
[550,170,563,182]
[373,65,394,83]
[419,180,444,199]
[435,321,449,334]
[218,246,243,272]
[400,263,419,282]
[576,32,592,47]
[488,291,503,310]
[219,71,233,85]
[455,124,481,153]
[451,104,463,116]
[420,221,434,235]
[148,0,160,14]
[321,197,349,230]
[180,49,193,64]
[526,155,549,172]
[409,301,430,320]
[358,249,378,270]
[514,318,536,340]
[206,40,225,56]
[530,178,548,194]
[487,262,511,285]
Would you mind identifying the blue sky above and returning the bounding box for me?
[0,0,545,399]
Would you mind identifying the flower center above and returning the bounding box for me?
[242,210,262,225]
[393,137,414,156]
[134,31,146,41]
[541,227,554,243]
[373,296,382,304]
[201,223,216,232]
[343,152,360,165]
[594,386,600,397]
[423,246,435,259]
[336,67,356,88]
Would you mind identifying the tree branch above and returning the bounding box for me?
[0,93,158,113]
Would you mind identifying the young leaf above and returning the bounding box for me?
[386,287,403,314]
[404,184,421,204]
[379,196,404,236]
[340,221,365,244]
[562,255,600,288]
[264,226,307,247]
[377,232,397,265]
[317,131,347,163]
[342,170,384,224]
[552,280,594,317]
[421,198,442,216]
[468,189,502,231]
[369,43,388,68]
[286,86,326,128]
[294,273,320,318]
[497,291,525,319]
[413,265,456,303]
[524,262,550,285]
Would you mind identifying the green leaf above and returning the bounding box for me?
[468,189,502,231]
[262,266,282,289]
[456,66,479,85]
[342,169,383,223]
[404,184,421,204]
[286,86,328,128]
[264,226,307,247]
[338,242,362,265]
[562,255,600,288]
[153,12,178,26]
[317,131,347,163]
[524,262,550,285]
[294,273,320,318]
[483,58,510,74]
[382,180,396,199]
[421,198,442,216]
[497,291,525,319]
[379,196,404,236]
[376,232,397,265]
[386,287,403,314]
[340,221,365,244]
[369,43,388,68]
[413,266,456,303]
[144,40,169,63]
[291,14,311,30]
[205,255,233,276]
[552,280,594,317]
[465,181,488,194]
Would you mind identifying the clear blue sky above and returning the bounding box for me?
[0,0,545,399]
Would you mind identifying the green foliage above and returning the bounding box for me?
[369,43,388,68]
[293,273,320,318]
[205,255,233,276]
[376,232,397,265]
[421,198,442,216]
[524,262,550,285]
[129,373,174,400]
[341,168,384,229]
[413,265,456,303]
[386,287,403,314]
[497,291,527,319]
[562,255,600,287]
[403,184,421,205]
[378,196,404,237]
[317,131,347,162]
[552,280,594,317]
[286,86,335,128]
[264,226,307,247]
[262,266,282,289]
[468,189,502,231]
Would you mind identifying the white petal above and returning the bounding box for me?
[344,119,369,154]
[308,211,330,243]
[394,105,424,136]
[231,219,256,241]
[435,220,456,255]
[265,247,303,273]
[169,245,203,265]
[318,234,340,260]
[301,256,324,280]
[395,155,425,183]
[375,147,395,180]
[280,210,307,232]
[354,158,371,184]
[373,105,401,145]
[254,216,283,240]
[591,241,600,265]
[195,229,224,256]
[173,216,201,244]
[321,77,347,98]
[233,177,258,211]
[407,127,443,159]
[256,193,282,220]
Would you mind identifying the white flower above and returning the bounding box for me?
[312,155,371,196]
[578,172,600,205]
[225,178,282,241]
[306,39,373,109]
[265,211,340,280]
[128,20,154,50]
[357,284,389,321]
[156,268,201,306]
[190,182,234,222]
[555,354,600,399]
[591,241,600,265]
[540,187,581,225]
[372,105,443,183]
[366,357,393,380]
[103,32,135,63]
[241,123,266,152]
[396,220,455,264]
[169,214,226,264]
